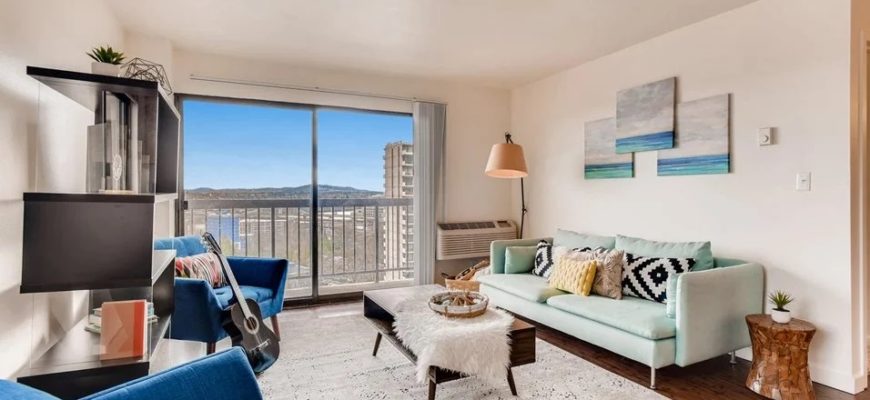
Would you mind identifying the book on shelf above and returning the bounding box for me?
[86,301,156,335]
[99,300,147,360]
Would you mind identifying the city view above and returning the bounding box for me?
[182,99,415,298]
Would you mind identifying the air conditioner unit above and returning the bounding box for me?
[437,220,517,260]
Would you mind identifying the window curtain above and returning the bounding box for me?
[413,101,446,285]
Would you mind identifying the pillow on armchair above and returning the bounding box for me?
[175,253,227,288]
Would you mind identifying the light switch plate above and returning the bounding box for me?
[796,172,811,191]
[758,127,774,146]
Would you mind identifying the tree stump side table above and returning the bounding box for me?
[745,314,816,400]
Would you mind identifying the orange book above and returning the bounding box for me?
[100,300,147,360]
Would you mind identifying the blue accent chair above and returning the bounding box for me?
[0,348,263,400]
[154,235,288,353]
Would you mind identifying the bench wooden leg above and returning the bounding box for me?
[206,342,216,355]
[271,315,281,340]
[372,332,382,357]
[428,378,436,400]
[507,368,517,396]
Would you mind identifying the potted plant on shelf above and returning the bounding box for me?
[768,290,793,324]
[87,45,125,76]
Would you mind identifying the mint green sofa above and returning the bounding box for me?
[477,235,764,389]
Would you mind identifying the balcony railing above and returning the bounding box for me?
[183,197,414,298]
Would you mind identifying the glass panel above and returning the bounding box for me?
[316,109,414,295]
[181,99,313,299]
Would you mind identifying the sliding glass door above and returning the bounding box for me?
[180,96,413,301]
[315,109,414,296]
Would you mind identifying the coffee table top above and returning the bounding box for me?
[364,284,533,332]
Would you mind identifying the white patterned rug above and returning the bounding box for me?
[256,302,665,400]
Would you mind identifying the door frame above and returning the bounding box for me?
[174,93,412,306]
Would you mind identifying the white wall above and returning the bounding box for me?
[162,47,513,278]
[511,0,859,393]
[0,0,125,378]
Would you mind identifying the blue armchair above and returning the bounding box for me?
[1,348,263,400]
[154,236,288,353]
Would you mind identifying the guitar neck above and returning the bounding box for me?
[215,251,254,318]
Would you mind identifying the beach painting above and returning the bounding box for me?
[658,94,730,176]
[615,77,676,154]
[585,117,633,179]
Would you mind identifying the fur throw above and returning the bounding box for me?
[393,288,514,383]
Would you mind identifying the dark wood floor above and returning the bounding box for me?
[518,314,867,400]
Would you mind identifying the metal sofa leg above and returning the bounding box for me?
[650,367,656,389]
[730,351,737,365]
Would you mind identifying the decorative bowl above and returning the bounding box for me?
[428,291,489,318]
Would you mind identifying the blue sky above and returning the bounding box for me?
[183,99,412,191]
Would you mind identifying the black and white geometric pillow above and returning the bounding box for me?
[621,253,695,303]
[532,241,591,278]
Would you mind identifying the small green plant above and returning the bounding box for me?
[87,46,125,65]
[768,290,793,311]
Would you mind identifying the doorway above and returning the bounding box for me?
[177,95,415,302]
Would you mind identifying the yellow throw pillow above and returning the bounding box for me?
[548,256,598,296]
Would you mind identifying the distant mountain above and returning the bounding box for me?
[185,185,382,200]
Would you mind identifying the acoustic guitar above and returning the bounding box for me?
[202,232,280,374]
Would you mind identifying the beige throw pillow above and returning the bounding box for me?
[565,248,624,299]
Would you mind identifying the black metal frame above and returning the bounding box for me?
[503,132,528,239]
[175,93,413,305]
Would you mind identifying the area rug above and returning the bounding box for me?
[257,302,666,400]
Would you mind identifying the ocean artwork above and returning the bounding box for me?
[658,94,730,176]
[584,117,633,179]
[615,77,676,154]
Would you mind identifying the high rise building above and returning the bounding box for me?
[383,142,413,280]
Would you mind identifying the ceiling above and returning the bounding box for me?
[107,0,757,88]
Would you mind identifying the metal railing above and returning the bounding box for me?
[183,198,414,297]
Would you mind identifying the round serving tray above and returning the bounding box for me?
[428,291,489,318]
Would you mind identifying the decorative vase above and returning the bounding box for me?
[771,309,791,324]
[91,62,121,76]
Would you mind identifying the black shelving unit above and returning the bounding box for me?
[18,66,181,399]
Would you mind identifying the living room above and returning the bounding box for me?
[2,0,870,399]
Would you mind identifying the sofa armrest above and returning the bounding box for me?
[227,256,289,317]
[674,263,764,366]
[490,237,551,274]
[171,278,226,342]
[83,347,262,400]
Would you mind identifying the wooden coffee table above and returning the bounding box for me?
[363,285,535,400]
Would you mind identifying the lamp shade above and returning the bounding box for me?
[485,142,528,178]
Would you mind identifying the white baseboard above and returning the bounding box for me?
[808,363,864,394]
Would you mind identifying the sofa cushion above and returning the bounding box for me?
[533,241,581,278]
[546,294,676,340]
[549,258,597,296]
[622,253,695,303]
[566,248,625,300]
[213,286,275,309]
[504,246,536,274]
[555,229,615,250]
[616,235,713,271]
[476,273,564,303]
[175,253,227,288]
